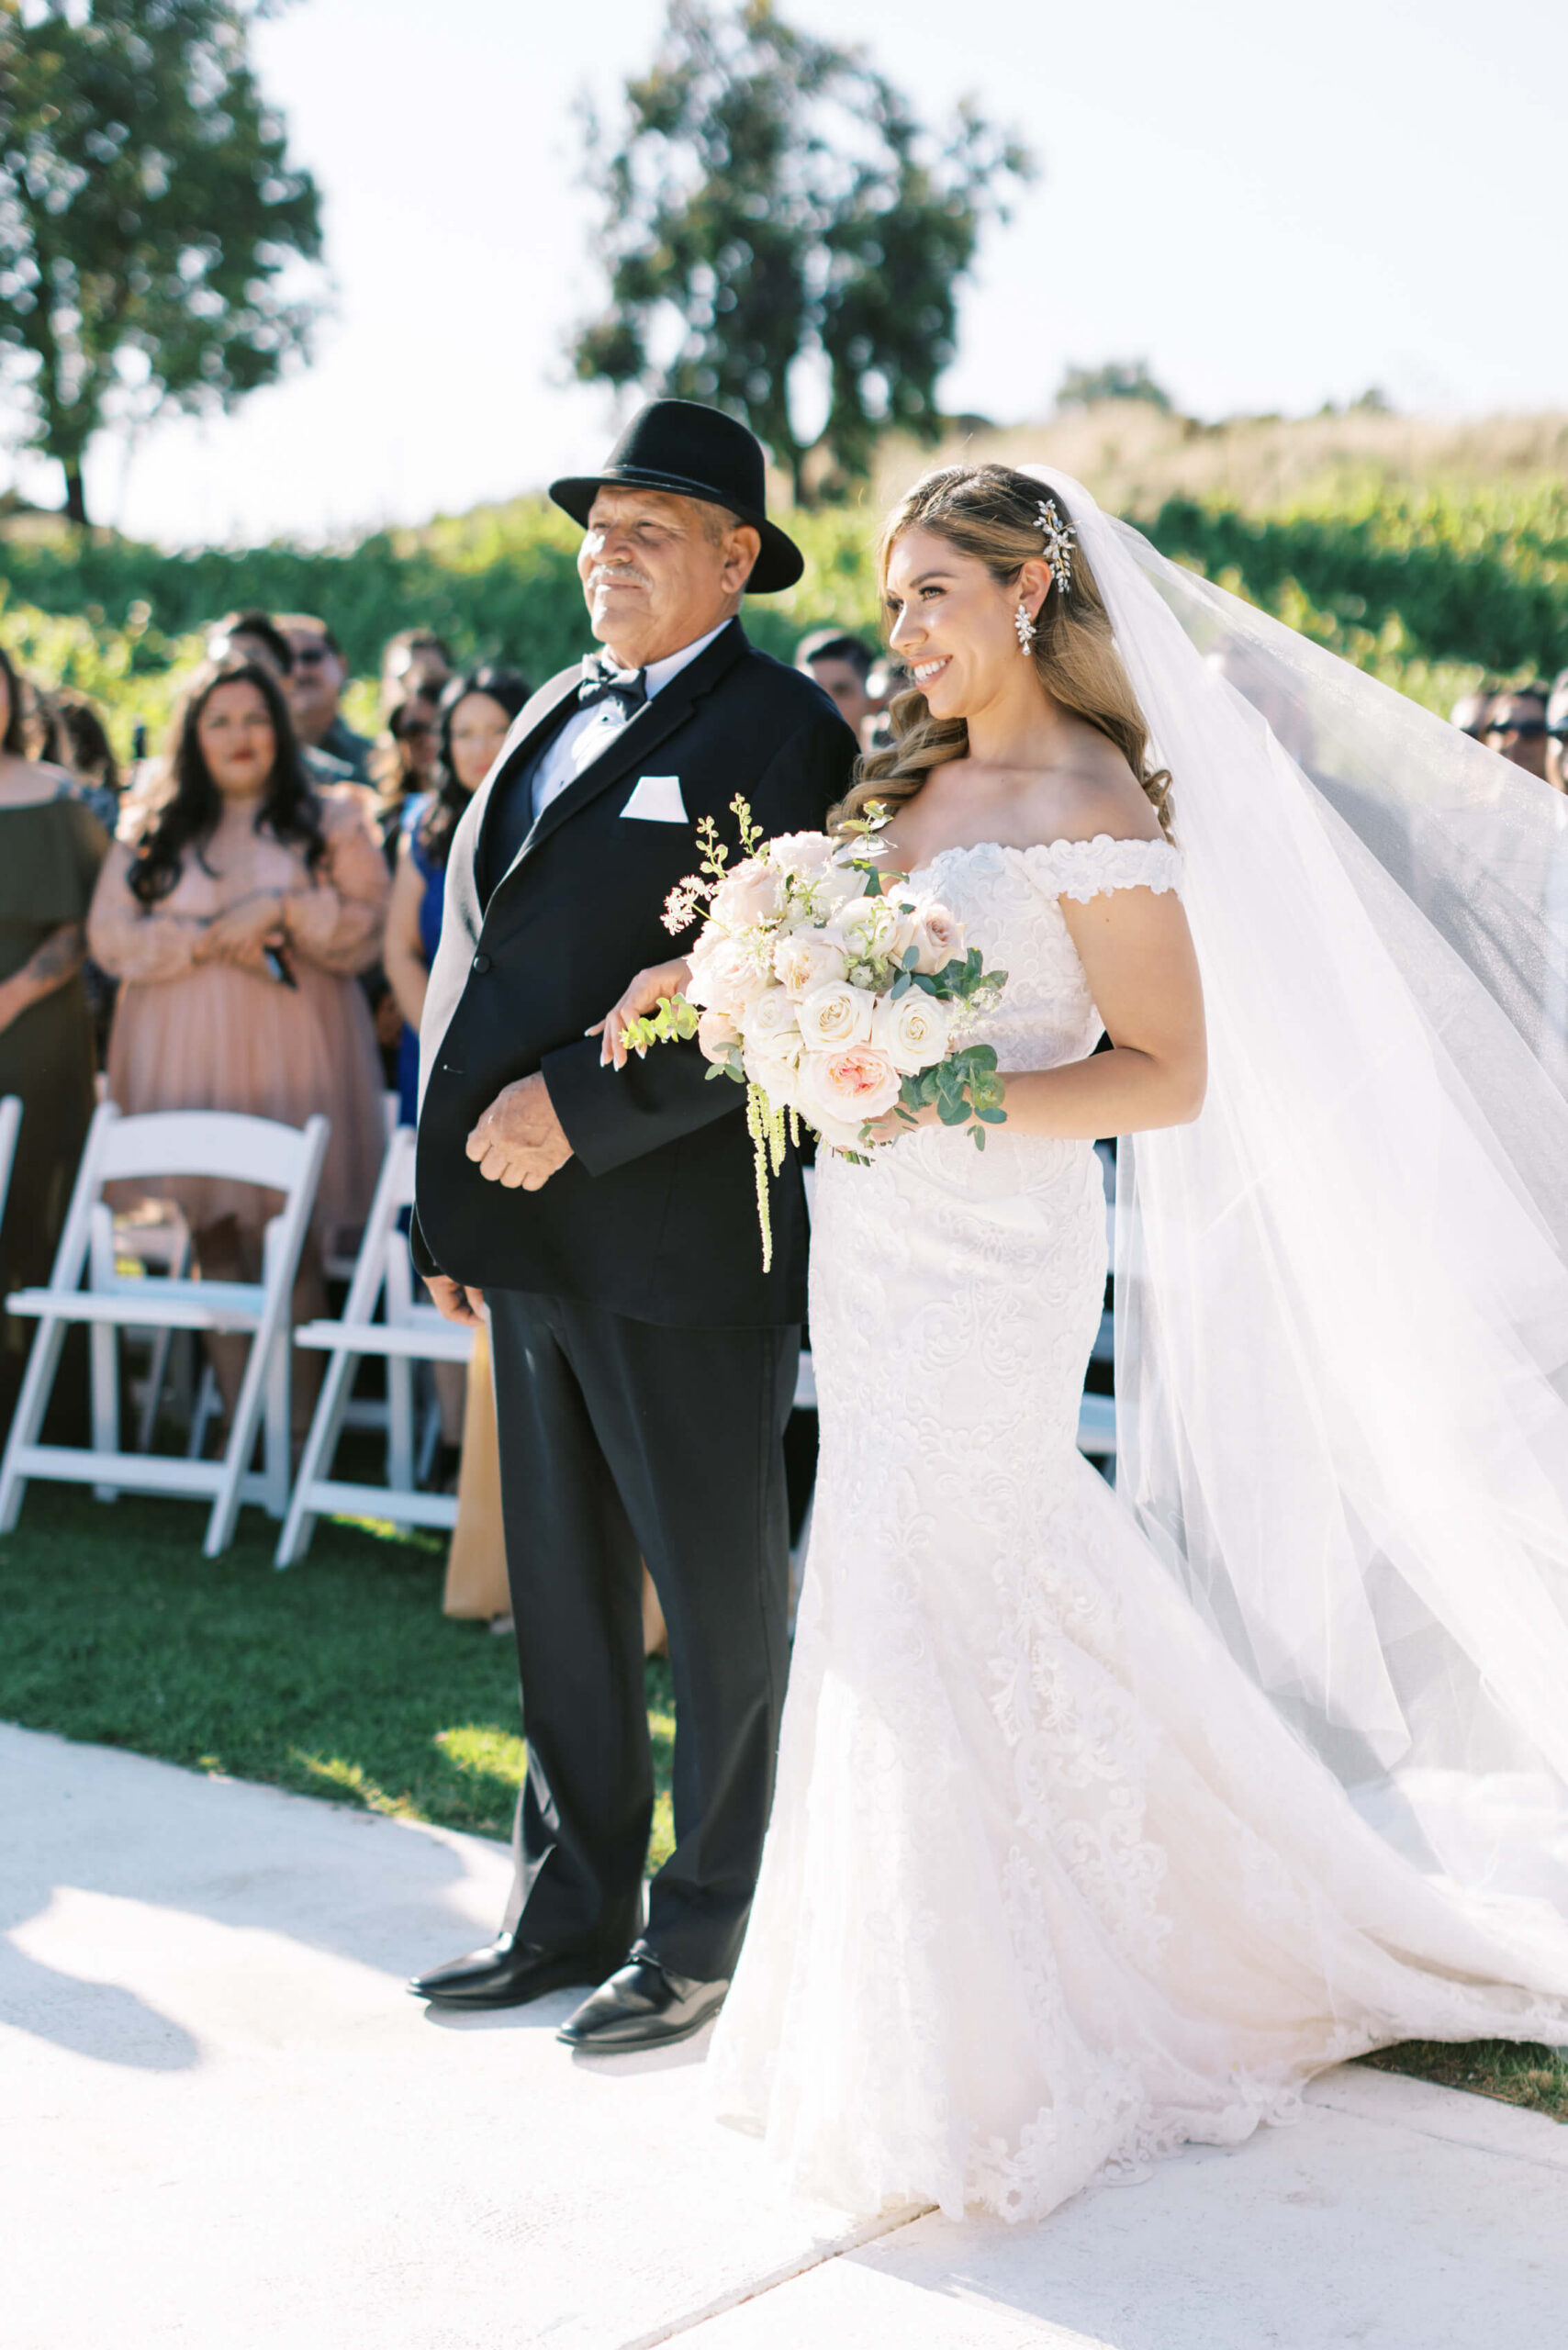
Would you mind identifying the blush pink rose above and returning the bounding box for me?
[686,931,771,1014]
[711,856,785,929]
[796,1043,902,1139]
[907,901,967,973]
[696,1008,742,1064]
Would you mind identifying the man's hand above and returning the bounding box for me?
[465,1070,574,1192]
[425,1275,487,1328]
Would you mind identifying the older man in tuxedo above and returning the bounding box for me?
[408,402,857,2052]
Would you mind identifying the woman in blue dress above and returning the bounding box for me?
[385,665,529,1618]
[385,664,530,1126]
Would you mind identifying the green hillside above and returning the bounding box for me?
[5,400,1567,756]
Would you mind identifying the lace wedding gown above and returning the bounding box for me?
[708,834,1568,2225]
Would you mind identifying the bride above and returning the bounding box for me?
[598,462,1568,2223]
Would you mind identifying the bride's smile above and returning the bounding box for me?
[883,521,1050,729]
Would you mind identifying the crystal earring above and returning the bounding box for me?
[1014,599,1037,655]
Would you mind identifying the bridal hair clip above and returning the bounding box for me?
[1036,498,1077,596]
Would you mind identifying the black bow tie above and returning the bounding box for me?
[577,655,647,714]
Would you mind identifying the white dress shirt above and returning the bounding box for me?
[531,620,732,822]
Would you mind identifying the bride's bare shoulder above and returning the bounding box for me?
[1034,750,1161,848]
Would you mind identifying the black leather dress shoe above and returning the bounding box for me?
[409,1930,626,2009]
[556,1953,729,2052]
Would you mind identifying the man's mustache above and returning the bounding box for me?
[587,565,652,591]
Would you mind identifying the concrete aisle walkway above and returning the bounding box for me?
[5,1722,1566,2350]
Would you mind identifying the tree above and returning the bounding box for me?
[1056,358,1173,414]
[0,0,322,526]
[571,0,1034,507]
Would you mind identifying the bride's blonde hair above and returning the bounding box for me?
[834,464,1173,841]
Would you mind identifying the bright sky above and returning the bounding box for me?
[7,0,1564,545]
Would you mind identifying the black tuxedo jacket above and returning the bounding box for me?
[411,619,857,1326]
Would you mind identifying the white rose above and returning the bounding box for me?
[872,989,954,1075]
[744,1027,805,1099]
[812,856,871,916]
[739,987,800,1047]
[766,830,837,878]
[711,856,785,929]
[906,901,967,974]
[796,979,876,1051]
[686,931,771,1014]
[795,1044,902,1141]
[773,928,848,998]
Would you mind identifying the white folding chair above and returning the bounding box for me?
[275,1124,473,1566]
[0,1103,330,1557]
[0,1095,22,1232]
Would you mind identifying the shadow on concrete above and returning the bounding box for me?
[0,1938,202,2072]
[2,1722,507,2070]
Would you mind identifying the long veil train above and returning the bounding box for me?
[1030,468,1568,1952]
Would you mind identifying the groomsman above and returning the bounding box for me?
[409,402,857,2051]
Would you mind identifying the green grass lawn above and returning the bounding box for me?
[2,1484,1562,2121]
[0,1484,676,1863]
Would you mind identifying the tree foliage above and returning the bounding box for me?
[0,0,322,524]
[571,0,1034,505]
[1056,357,1173,413]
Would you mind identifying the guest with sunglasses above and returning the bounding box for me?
[1484,682,1551,779]
[1545,671,1568,796]
[1449,688,1494,741]
[276,613,375,785]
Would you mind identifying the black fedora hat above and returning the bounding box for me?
[549,399,803,595]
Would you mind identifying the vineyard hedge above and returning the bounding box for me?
[4,478,1565,755]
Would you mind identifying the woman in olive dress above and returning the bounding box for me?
[0,647,107,1435]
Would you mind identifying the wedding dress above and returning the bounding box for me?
[708,833,1568,2221]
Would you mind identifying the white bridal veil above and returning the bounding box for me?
[1027,467,1568,1929]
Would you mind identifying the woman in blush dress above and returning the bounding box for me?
[89,660,389,1429]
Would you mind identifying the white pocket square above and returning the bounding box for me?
[621,774,689,823]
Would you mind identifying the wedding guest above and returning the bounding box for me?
[88,661,389,1426]
[275,613,375,783]
[864,655,909,752]
[38,690,121,831]
[1450,688,1494,741]
[207,611,356,786]
[206,608,296,682]
[1485,683,1551,779]
[384,665,531,1125]
[376,691,442,808]
[1546,671,1568,794]
[0,647,107,1432]
[379,629,453,722]
[35,690,124,1061]
[794,629,877,740]
[384,666,527,1593]
[364,687,447,1080]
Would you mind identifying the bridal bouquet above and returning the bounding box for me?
[622,798,1008,1266]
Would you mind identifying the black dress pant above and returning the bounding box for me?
[487,1289,799,1983]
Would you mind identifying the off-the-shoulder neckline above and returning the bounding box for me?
[896,834,1179,883]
